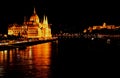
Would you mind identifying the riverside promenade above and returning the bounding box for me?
[0,37,58,50]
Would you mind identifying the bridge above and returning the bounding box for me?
[53,33,120,39]
[52,33,97,39]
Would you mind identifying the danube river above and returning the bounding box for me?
[0,38,119,78]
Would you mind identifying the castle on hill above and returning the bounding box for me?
[83,22,120,33]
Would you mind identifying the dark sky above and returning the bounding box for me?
[0,0,120,33]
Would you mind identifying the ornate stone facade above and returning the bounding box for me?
[8,8,52,39]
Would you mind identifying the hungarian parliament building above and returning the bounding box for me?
[8,8,52,39]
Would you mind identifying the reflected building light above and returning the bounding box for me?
[9,50,13,63]
[28,46,33,59]
[31,42,52,78]
[16,48,19,53]
[0,51,4,64]
[4,50,7,62]
[91,37,94,40]
[32,42,51,65]
[107,39,111,44]
[0,41,55,78]
[0,50,8,64]
[53,40,58,44]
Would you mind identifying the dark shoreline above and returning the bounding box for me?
[0,38,58,50]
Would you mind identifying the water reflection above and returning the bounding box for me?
[0,42,53,78]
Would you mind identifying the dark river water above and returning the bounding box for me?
[0,38,120,78]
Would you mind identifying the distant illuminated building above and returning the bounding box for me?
[83,22,120,33]
[8,7,52,39]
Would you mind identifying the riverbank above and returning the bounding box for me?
[0,37,58,50]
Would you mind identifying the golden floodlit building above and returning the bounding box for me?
[83,22,120,33]
[8,7,52,39]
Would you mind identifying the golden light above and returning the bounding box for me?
[8,7,52,40]
[83,29,87,33]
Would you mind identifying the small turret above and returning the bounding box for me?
[103,22,106,27]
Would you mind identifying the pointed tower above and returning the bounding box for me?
[33,7,36,14]
[43,15,48,24]
[43,15,46,24]
[30,7,39,23]
[45,16,48,25]
[43,15,52,39]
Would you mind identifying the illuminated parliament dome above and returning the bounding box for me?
[8,7,52,39]
[30,8,40,23]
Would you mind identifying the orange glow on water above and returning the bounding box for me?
[32,42,51,65]
[28,42,52,78]
[0,42,52,78]
[0,50,8,64]
[0,51,4,64]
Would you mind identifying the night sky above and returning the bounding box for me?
[0,0,120,33]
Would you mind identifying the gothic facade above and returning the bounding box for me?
[8,8,52,39]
